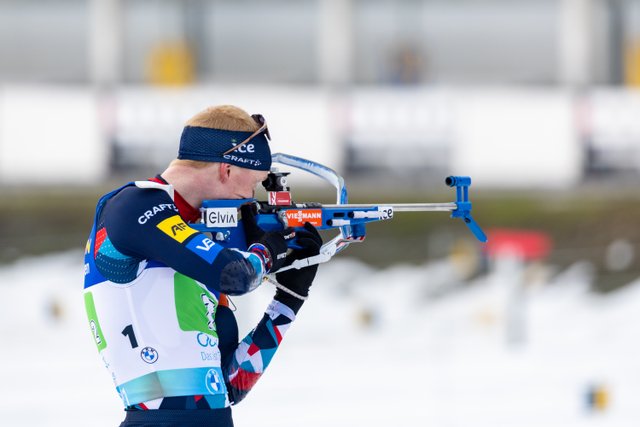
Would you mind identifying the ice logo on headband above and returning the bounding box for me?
[229,141,256,154]
[222,131,267,168]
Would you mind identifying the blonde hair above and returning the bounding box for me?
[173,105,260,168]
[168,158,211,169]
[185,105,259,132]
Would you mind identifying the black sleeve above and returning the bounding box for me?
[100,185,261,295]
[216,305,240,374]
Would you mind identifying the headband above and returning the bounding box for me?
[177,126,272,171]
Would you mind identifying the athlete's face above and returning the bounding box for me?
[227,166,268,199]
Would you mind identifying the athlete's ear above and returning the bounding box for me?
[218,163,232,183]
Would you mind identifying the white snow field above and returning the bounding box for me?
[0,251,638,427]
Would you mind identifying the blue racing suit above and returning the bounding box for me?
[83,177,299,425]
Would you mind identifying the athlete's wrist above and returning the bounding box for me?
[273,290,305,314]
[248,242,272,272]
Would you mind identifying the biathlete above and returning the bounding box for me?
[83,105,322,427]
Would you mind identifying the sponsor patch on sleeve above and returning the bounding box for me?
[157,215,198,243]
[186,235,223,263]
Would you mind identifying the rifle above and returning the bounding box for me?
[192,153,487,272]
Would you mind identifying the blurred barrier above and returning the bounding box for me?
[581,89,640,174]
[346,88,583,189]
[0,86,107,185]
[345,88,452,177]
[1,85,640,186]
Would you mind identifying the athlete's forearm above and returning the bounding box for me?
[225,300,296,404]
[101,185,266,295]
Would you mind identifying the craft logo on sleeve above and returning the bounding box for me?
[157,215,198,243]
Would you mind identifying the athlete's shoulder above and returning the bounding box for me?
[113,181,173,202]
[106,182,178,219]
[99,182,181,258]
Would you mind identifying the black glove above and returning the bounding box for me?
[275,222,323,313]
[241,203,291,273]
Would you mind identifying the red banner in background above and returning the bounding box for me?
[485,228,552,261]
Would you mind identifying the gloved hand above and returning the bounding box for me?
[275,222,323,313]
[241,203,291,273]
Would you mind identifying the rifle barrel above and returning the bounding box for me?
[322,203,457,212]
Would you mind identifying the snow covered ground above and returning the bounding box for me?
[1,251,638,427]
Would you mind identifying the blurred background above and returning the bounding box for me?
[1,0,639,426]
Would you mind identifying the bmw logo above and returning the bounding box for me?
[140,347,159,364]
[205,369,222,393]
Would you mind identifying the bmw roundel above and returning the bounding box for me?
[140,347,159,364]
[205,369,222,393]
